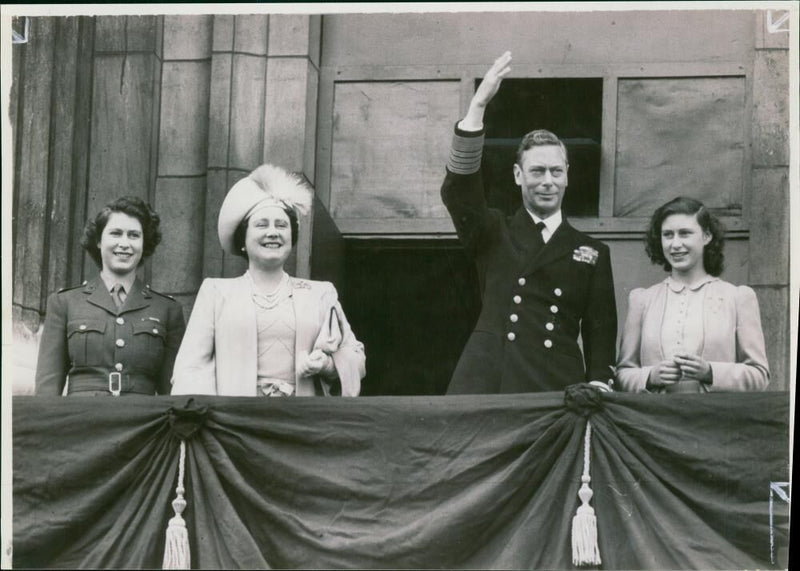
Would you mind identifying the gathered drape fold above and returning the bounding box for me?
[13,391,790,569]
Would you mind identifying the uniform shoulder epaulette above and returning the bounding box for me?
[145,284,177,301]
[57,280,88,293]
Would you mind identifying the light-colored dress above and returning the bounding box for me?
[252,273,298,397]
[659,276,713,361]
[616,276,769,392]
[170,272,365,396]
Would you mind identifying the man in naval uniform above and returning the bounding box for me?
[442,51,617,394]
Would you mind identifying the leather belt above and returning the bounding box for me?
[68,373,157,396]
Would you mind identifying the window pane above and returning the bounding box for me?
[330,80,459,220]
[615,77,745,217]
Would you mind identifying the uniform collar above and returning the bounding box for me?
[526,209,562,235]
[84,275,149,314]
[665,274,718,292]
[99,271,136,295]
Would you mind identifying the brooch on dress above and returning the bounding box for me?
[573,246,599,266]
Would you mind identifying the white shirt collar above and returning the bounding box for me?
[526,209,562,242]
[665,275,718,293]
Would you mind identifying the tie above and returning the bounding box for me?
[111,283,126,311]
[534,221,546,248]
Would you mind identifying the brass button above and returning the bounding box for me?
[510,314,518,323]
[152,328,159,334]
[116,317,125,325]
[546,322,554,331]
[507,332,516,341]
[550,305,558,314]
[518,277,526,286]
[115,363,123,371]
[513,295,522,304]
[79,324,87,331]
[544,339,553,348]
[116,339,125,348]
[554,288,562,297]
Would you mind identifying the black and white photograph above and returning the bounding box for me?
[2,2,797,568]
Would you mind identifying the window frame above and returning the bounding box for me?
[317,60,752,239]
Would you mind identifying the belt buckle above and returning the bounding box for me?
[109,372,122,396]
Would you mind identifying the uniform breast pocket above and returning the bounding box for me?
[67,319,107,366]
[132,319,167,364]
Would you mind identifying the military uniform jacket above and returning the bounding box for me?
[441,128,617,394]
[35,276,186,395]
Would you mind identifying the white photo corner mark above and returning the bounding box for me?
[11,16,29,44]
[767,10,790,33]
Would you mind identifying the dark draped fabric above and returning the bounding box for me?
[13,391,790,569]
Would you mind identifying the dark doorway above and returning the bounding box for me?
[341,239,481,396]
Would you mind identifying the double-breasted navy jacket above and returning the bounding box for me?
[35,276,186,396]
[442,129,617,394]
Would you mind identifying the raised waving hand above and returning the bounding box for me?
[459,51,512,131]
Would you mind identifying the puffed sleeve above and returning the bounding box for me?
[318,283,365,397]
[707,286,770,391]
[157,298,186,395]
[34,292,69,395]
[615,288,652,392]
[171,279,219,395]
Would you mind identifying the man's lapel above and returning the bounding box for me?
[520,219,578,276]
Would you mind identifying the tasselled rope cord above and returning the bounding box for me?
[163,440,190,569]
[572,421,602,566]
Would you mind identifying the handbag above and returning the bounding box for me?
[312,306,344,396]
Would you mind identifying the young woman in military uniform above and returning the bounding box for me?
[34,197,186,396]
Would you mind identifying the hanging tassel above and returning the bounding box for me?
[163,440,191,569]
[572,421,602,566]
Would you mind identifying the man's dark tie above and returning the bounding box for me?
[533,221,546,248]
[111,283,125,311]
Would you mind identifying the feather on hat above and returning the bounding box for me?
[217,164,313,255]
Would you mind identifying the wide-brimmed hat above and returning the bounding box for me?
[217,164,312,255]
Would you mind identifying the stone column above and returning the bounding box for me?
[87,16,163,279]
[205,14,269,279]
[749,10,790,389]
[11,17,94,393]
[263,14,321,278]
[151,15,213,314]
[204,14,321,279]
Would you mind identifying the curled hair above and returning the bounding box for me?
[515,129,569,166]
[645,196,725,276]
[232,206,299,259]
[80,196,162,267]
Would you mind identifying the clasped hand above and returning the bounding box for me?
[649,353,711,387]
[297,349,335,378]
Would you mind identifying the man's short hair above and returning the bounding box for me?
[515,130,569,166]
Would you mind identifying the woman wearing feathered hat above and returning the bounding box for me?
[170,164,365,397]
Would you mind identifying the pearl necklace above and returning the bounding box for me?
[249,271,291,310]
